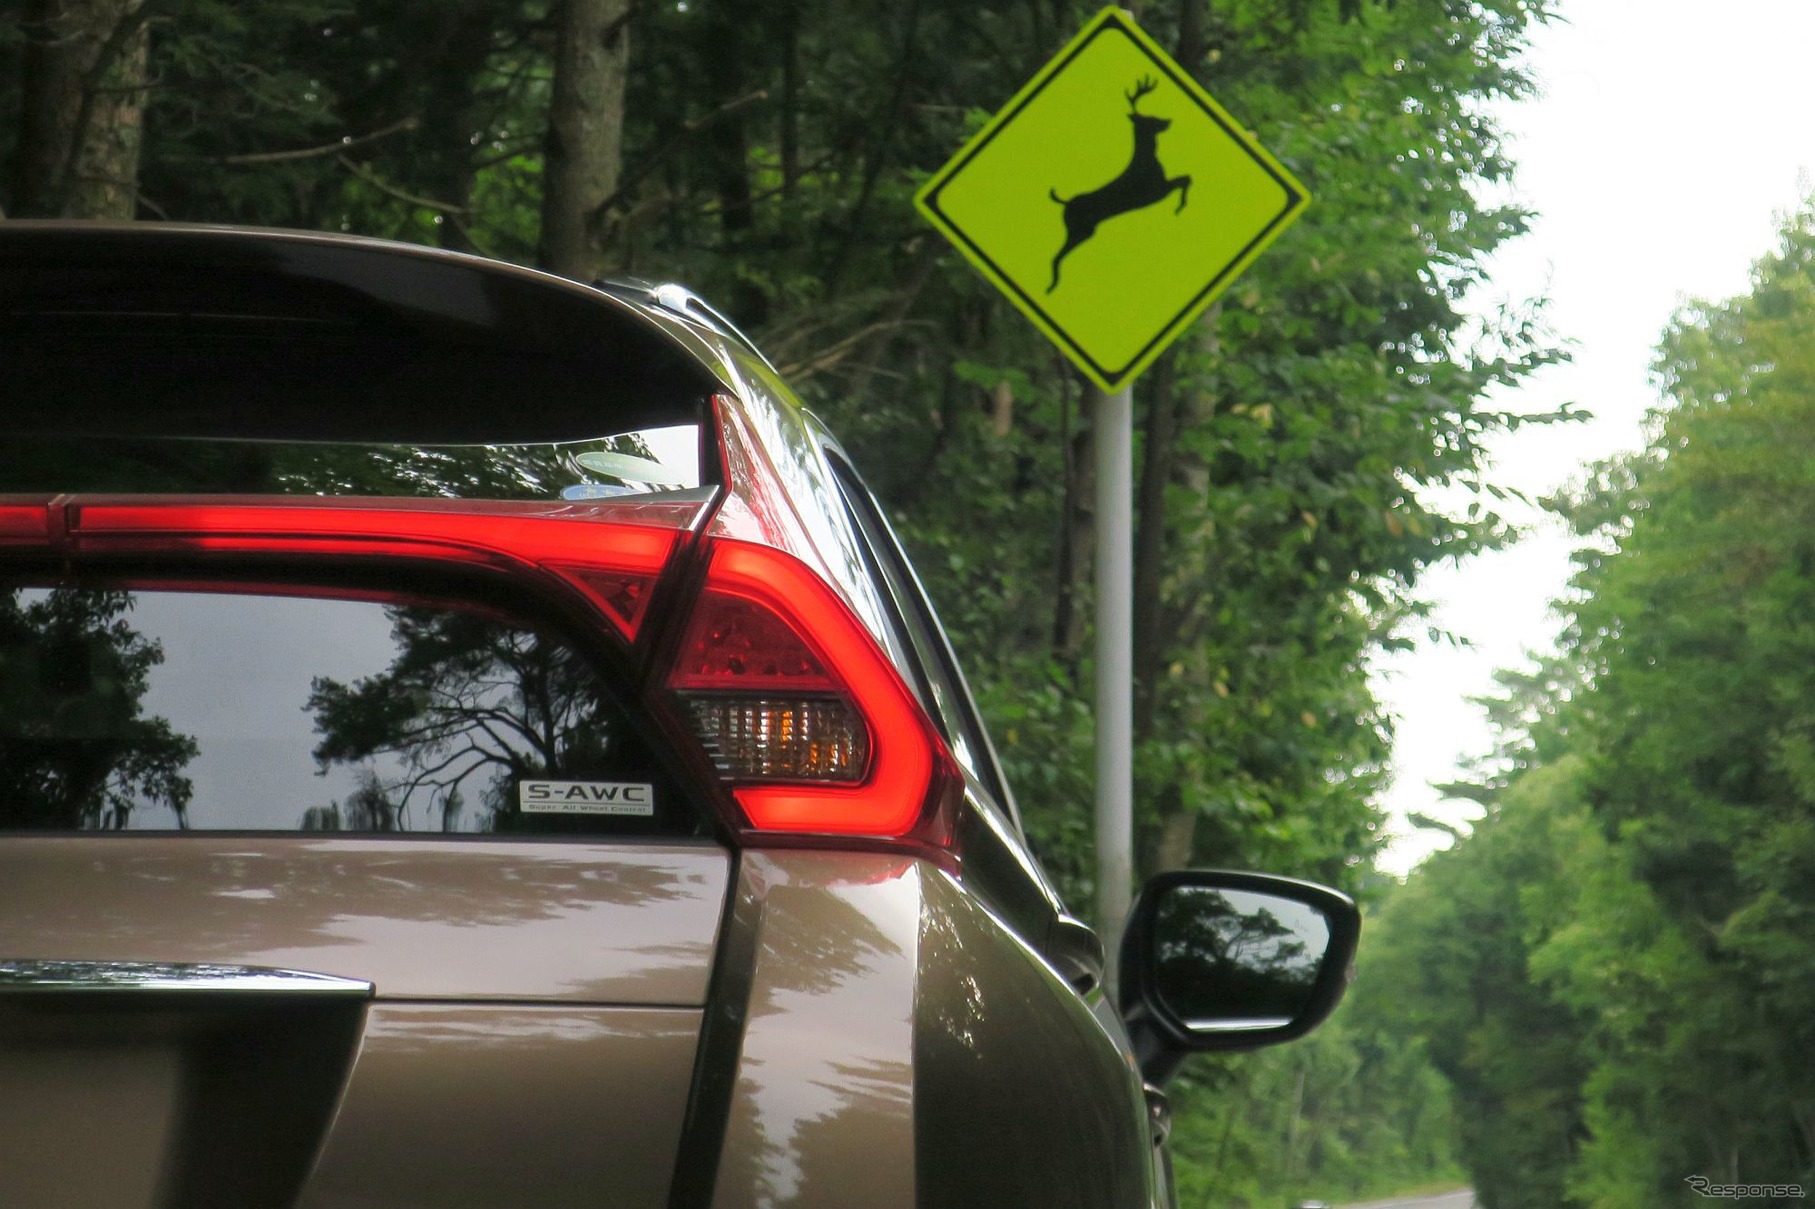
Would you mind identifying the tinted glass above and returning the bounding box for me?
[0,424,707,500]
[1153,886,1331,1031]
[0,231,724,446]
[0,583,699,836]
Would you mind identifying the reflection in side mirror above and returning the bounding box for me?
[1120,871,1360,1084]
[1153,886,1330,1032]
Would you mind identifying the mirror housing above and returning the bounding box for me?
[1119,870,1360,1084]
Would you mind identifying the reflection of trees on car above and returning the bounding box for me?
[0,436,666,502]
[0,588,197,829]
[305,606,623,832]
[270,445,582,501]
[1154,890,1319,1022]
[0,437,692,837]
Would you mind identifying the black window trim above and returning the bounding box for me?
[823,454,1024,834]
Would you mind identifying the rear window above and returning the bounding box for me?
[0,582,701,836]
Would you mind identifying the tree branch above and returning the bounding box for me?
[216,115,420,165]
[468,137,542,171]
[776,317,935,383]
[336,154,469,214]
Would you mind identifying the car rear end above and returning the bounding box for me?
[0,225,1153,1209]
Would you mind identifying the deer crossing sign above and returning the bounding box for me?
[915,7,1309,392]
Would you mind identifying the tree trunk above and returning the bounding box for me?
[700,0,754,240]
[1136,309,1221,871]
[699,0,762,323]
[1131,349,1180,742]
[411,2,498,254]
[537,0,631,280]
[1151,803,1197,874]
[1176,0,1207,76]
[778,0,800,202]
[9,0,151,219]
[1051,380,1093,671]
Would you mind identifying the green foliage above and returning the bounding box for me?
[1375,760,1593,1209]
[1386,201,1815,1207]
[1,1,1568,1197]
[1553,199,1815,1201]
[690,0,1567,899]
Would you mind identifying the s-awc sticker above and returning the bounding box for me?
[518,780,656,816]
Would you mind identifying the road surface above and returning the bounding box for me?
[1338,1190,1477,1209]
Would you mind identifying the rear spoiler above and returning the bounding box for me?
[0,222,731,445]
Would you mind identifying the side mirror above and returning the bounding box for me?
[1120,870,1360,1084]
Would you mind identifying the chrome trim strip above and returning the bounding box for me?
[0,959,373,996]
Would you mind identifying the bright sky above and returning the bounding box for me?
[1373,0,1815,874]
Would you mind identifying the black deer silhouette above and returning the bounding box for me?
[1047,77,1191,292]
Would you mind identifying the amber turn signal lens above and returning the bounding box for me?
[683,695,869,781]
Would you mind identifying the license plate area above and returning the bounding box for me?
[0,970,369,1209]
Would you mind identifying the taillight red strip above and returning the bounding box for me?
[52,500,679,642]
[0,504,50,544]
[669,538,957,837]
[1,493,959,846]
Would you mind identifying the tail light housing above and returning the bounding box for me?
[1,495,962,848]
[0,505,49,543]
[666,538,960,838]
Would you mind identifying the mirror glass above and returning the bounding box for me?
[1151,886,1332,1033]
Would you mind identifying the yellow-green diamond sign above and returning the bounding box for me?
[915,7,1309,392]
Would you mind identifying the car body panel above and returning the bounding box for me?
[914,864,1155,1209]
[0,837,730,1004]
[298,1004,701,1209]
[0,836,724,1208]
[1,1036,186,1209]
[711,851,920,1209]
[706,851,1155,1209]
[707,360,903,656]
[1,961,370,1209]
[708,362,1077,945]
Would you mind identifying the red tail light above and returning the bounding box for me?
[0,504,50,543]
[41,498,683,643]
[2,494,959,845]
[666,539,958,837]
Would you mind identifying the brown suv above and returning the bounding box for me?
[0,223,1359,1209]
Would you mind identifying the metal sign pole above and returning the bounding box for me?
[1095,383,1135,984]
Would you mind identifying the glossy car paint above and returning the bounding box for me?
[2,1038,183,1208]
[0,224,1174,1209]
[300,1004,701,1209]
[0,838,728,1207]
[704,356,1088,969]
[914,866,1153,1208]
[705,349,915,667]
[708,852,920,1209]
[1,961,370,1209]
[0,838,731,1003]
[702,852,1152,1209]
